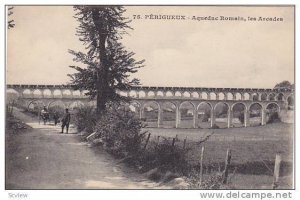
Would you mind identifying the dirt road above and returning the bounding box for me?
[6,109,167,189]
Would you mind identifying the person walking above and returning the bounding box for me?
[53,112,59,126]
[60,108,71,134]
[40,106,49,125]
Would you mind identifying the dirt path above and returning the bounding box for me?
[6,109,168,189]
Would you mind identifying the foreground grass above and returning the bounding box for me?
[144,122,293,189]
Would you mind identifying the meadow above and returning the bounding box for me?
[144,122,293,189]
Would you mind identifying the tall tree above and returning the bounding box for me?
[69,6,144,114]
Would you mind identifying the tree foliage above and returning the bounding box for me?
[68,6,144,114]
[274,80,294,90]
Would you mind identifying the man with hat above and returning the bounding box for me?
[61,108,71,134]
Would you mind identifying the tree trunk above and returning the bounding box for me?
[91,9,109,115]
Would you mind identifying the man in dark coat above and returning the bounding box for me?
[60,108,71,134]
[41,106,49,125]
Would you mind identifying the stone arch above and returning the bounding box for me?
[22,89,32,98]
[48,100,66,109]
[235,92,242,100]
[62,89,72,97]
[249,103,263,126]
[142,101,160,127]
[227,92,234,100]
[231,102,247,127]
[82,90,89,96]
[183,91,191,98]
[266,102,280,113]
[209,92,217,100]
[265,103,280,124]
[28,100,45,111]
[268,93,276,101]
[53,89,62,98]
[276,93,284,101]
[138,90,146,98]
[175,91,182,97]
[156,91,164,97]
[72,90,81,97]
[201,92,208,100]
[47,100,68,121]
[165,91,174,97]
[243,92,250,100]
[287,94,294,110]
[7,88,19,96]
[147,91,155,97]
[33,89,43,98]
[252,93,259,101]
[197,102,213,128]
[218,92,225,100]
[43,89,53,98]
[129,90,138,98]
[68,101,85,110]
[191,92,200,98]
[119,91,128,97]
[260,93,268,101]
[161,101,177,128]
[179,101,196,128]
[214,102,229,128]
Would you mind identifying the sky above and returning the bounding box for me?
[6,6,294,88]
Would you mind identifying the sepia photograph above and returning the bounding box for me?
[5,5,294,191]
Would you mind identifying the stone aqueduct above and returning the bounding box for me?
[7,84,294,129]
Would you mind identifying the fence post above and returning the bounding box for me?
[199,146,205,185]
[38,107,41,125]
[183,136,187,149]
[157,136,160,146]
[143,133,151,150]
[172,137,176,147]
[222,148,232,184]
[272,154,282,189]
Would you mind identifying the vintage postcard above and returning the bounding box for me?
[5,5,294,193]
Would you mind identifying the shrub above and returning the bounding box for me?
[188,171,224,189]
[238,112,244,123]
[73,105,97,133]
[137,138,191,174]
[267,112,281,124]
[94,102,146,158]
[48,105,65,121]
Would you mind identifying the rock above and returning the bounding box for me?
[143,168,163,181]
[167,177,189,189]
[161,171,179,183]
[92,138,103,146]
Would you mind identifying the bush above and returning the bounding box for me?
[238,113,244,123]
[267,112,281,124]
[136,138,191,174]
[48,105,65,121]
[94,102,146,158]
[188,170,224,189]
[73,105,97,133]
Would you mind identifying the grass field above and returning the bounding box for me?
[144,122,294,189]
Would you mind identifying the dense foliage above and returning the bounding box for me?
[73,105,97,133]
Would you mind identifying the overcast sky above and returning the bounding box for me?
[7,6,294,88]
